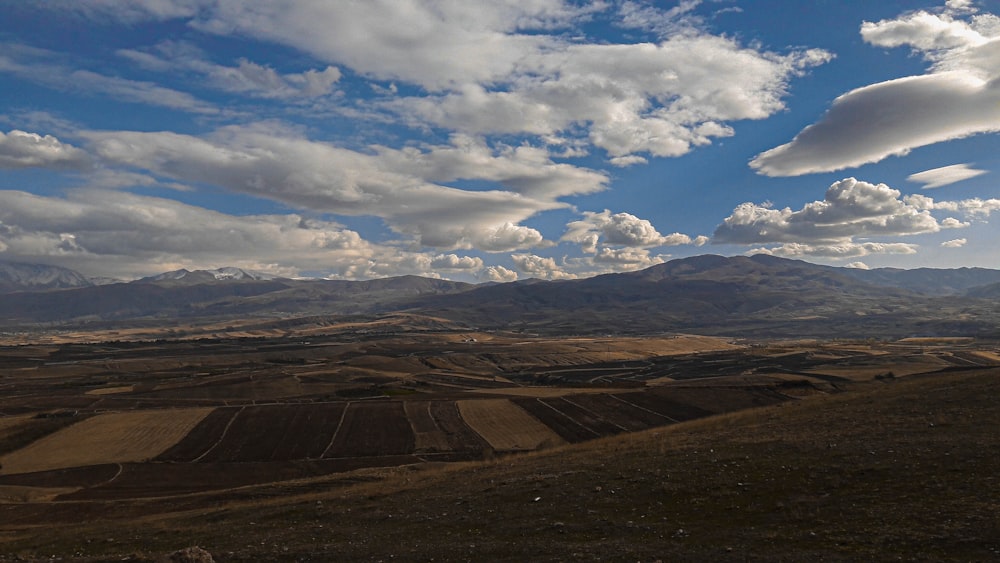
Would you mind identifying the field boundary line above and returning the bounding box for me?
[562,396,630,432]
[193,406,244,462]
[321,401,352,458]
[609,394,678,423]
[534,398,600,437]
[89,462,124,489]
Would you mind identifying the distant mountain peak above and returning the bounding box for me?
[0,261,93,293]
[140,267,277,283]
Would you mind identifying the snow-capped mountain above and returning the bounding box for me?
[211,267,277,281]
[139,267,278,283]
[0,261,93,293]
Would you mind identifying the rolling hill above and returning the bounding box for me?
[1,255,999,338]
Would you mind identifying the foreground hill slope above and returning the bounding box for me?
[2,369,997,561]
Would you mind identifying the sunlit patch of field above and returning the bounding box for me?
[897,337,976,344]
[84,385,134,396]
[0,408,213,475]
[803,357,952,379]
[967,350,1000,363]
[457,399,566,452]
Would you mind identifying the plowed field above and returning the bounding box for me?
[324,401,414,457]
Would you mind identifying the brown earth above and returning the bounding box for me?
[0,368,996,561]
[0,327,998,560]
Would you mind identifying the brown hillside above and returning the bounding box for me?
[1,369,997,561]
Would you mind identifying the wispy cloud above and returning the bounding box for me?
[907,163,988,188]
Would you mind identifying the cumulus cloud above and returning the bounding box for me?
[955,197,1000,218]
[751,3,1000,176]
[430,253,484,271]
[846,261,870,269]
[717,176,1000,259]
[592,247,667,269]
[0,130,89,169]
[511,253,576,280]
[714,178,942,249]
[941,238,968,247]
[479,265,518,283]
[904,193,1000,219]
[562,210,698,252]
[908,163,988,188]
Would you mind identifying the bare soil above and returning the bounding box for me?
[0,326,998,560]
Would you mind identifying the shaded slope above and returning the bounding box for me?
[413,254,999,337]
[2,369,997,561]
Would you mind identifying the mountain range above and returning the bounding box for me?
[2,255,999,338]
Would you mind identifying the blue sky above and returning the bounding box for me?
[1,0,998,281]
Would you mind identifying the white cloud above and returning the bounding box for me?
[940,217,971,228]
[908,163,988,188]
[714,178,942,247]
[470,223,546,253]
[0,189,376,279]
[82,125,605,251]
[751,5,1000,176]
[956,197,1000,218]
[430,254,484,271]
[903,193,1000,219]
[941,237,968,247]
[119,41,342,99]
[750,242,918,259]
[511,253,576,280]
[0,188,521,281]
[50,2,830,161]
[608,155,648,168]
[55,0,206,23]
[392,36,830,159]
[717,176,1000,259]
[846,261,870,269]
[0,43,218,114]
[479,265,518,283]
[562,210,697,251]
[592,247,667,269]
[0,130,89,170]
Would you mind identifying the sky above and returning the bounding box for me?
[0,0,999,282]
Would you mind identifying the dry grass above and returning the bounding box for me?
[4,370,997,561]
[457,399,566,451]
[967,350,1000,362]
[84,385,134,396]
[0,408,213,474]
[0,416,29,434]
[804,357,952,379]
[0,485,81,502]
